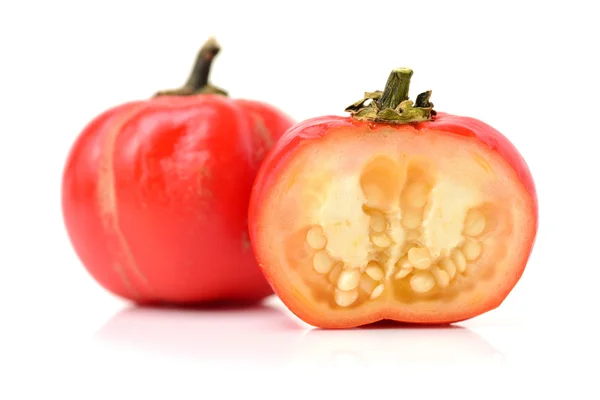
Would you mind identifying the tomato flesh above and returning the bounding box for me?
[249,113,537,328]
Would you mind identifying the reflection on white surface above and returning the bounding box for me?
[94,298,504,365]
[298,323,504,365]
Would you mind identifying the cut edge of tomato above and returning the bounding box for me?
[250,117,537,329]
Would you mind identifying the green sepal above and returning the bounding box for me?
[345,69,436,124]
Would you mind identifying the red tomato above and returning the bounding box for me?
[249,68,537,328]
[62,39,294,304]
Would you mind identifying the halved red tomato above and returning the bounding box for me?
[249,68,537,328]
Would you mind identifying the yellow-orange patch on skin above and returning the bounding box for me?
[97,104,151,296]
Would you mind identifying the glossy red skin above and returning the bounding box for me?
[62,94,293,304]
[249,112,538,327]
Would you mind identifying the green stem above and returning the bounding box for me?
[377,68,413,110]
[344,67,435,124]
[154,37,227,97]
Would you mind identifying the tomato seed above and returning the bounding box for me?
[452,249,468,273]
[365,262,384,281]
[307,225,327,250]
[430,266,450,288]
[313,250,334,274]
[440,258,457,279]
[370,284,385,300]
[462,238,482,261]
[369,211,387,233]
[408,247,432,270]
[371,233,392,248]
[410,272,436,293]
[464,209,486,237]
[335,288,359,307]
[337,269,361,291]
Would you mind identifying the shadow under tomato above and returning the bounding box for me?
[297,321,505,365]
[95,297,504,365]
[94,297,306,363]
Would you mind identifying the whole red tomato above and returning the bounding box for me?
[62,38,294,304]
[249,68,537,328]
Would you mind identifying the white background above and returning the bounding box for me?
[1,0,599,398]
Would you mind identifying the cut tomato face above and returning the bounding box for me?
[249,69,537,328]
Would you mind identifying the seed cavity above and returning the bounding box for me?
[302,160,493,308]
[405,230,420,241]
[402,208,423,229]
[403,182,429,208]
[360,156,402,210]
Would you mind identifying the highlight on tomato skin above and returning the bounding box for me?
[248,68,538,329]
[61,38,294,305]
